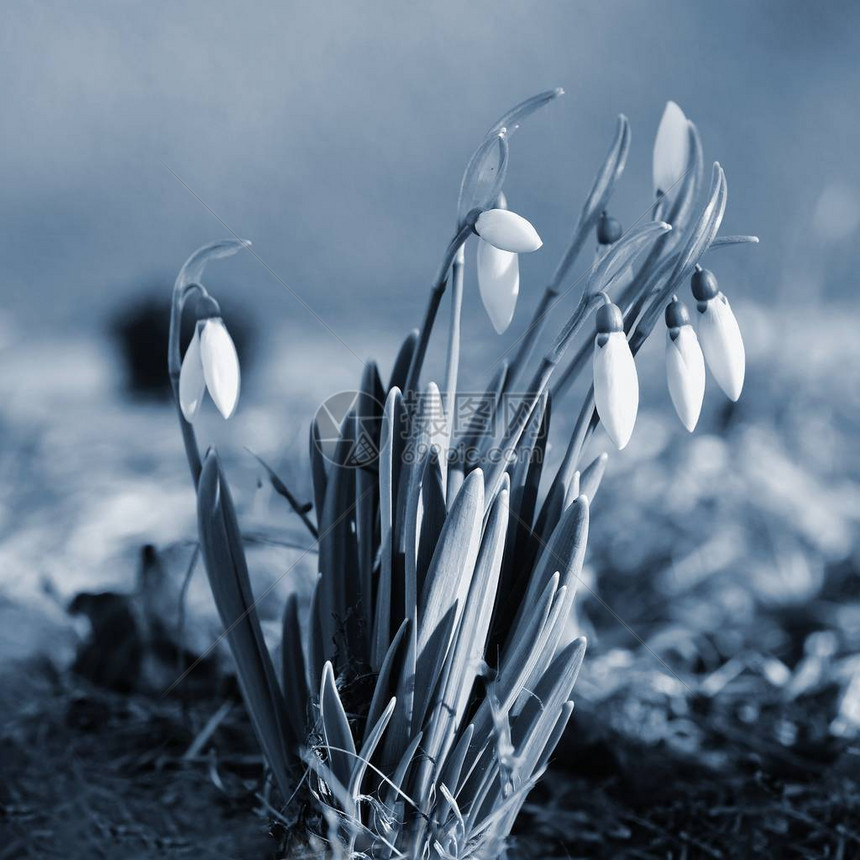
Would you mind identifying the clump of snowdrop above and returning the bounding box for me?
[167,93,757,857]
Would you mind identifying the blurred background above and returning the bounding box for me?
[1,2,858,857]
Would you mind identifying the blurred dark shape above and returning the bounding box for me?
[715,396,741,432]
[68,590,143,691]
[67,545,219,694]
[109,293,254,398]
[136,543,218,691]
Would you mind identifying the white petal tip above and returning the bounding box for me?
[477,239,519,334]
[696,296,745,405]
[200,318,241,421]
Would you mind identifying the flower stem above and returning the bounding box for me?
[168,281,219,488]
[404,221,476,397]
[504,216,590,393]
[442,244,465,499]
[484,291,601,502]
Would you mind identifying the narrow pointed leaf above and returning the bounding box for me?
[308,576,325,688]
[390,329,419,392]
[367,617,410,734]
[319,661,356,792]
[580,452,608,502]
[196,451,295,797]
[420,487,509,790]
[309,418,328,525]
[487,88,564,138]
[356,362,383,644]
[417,451,447,590]
[418,469,484,655]
[457,131,510,226]
[318,414,360,671]
[383,730,424,810]
[580,115,631,224]
[412,601,459,733]
[350,697,396,799]
[282,593,309,745]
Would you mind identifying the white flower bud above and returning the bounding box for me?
[696,293,745,402]
[477,237,519,334]
[666,325,706,432]
[474,208,542,253]
[593,330,639,450]
[200,317,241,419]
[653,101,690,197]
[178,325,206,422]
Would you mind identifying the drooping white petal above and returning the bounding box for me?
[178,326,206,422]
[696,294,745,401]
[653,101,690,197]
[474,208,542,253]
[666,325,706,432]
[477,238,520,334]
[593,331,639,450]
[200,318,241,419]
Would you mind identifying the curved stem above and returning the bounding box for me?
[404,221,476,397]
[168,281,218,488]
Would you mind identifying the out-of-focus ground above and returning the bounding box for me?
[0,293,858,857]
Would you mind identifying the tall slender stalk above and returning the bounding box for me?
[504,220,590,394]
[404,221,476,397]
[484,292,600,502]
[442,244,465,499]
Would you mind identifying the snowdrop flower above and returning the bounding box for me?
[653,101,690,198]
[179,317,241,421]
[474,208,542,253]
[664,297,706,432]
[477,238,519,334]
[691,267,745,401]
[593,299,638,449]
